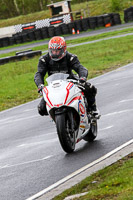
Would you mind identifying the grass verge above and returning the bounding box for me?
[1,29,133,111]
[53,153,133,200]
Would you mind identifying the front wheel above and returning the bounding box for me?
[83,120,97,142]
[55,113,75,153]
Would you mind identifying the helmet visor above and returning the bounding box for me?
[49,48,65,61]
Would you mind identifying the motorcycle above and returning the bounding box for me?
[42,73,99,153]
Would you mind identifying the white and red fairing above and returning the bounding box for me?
[42,74,85,116]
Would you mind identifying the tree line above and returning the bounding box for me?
[0,0,88,19]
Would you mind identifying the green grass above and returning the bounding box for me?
[53,153,133,200]
[0,0,133,28]
[0,58,38,110]
[1,30,133,111]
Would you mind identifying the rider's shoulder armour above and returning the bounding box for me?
[39,53,50,64]
[66,52,77,62]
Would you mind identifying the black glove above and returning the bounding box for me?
[38,84,44,93]
[79,77,87,84]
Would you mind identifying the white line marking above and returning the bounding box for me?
[17,131,57,141]
[43,131,57,136]
[17,138,58,147]
[99,126,113,131]
[0,172,15,178]
[0,156,53,170]
[94,75,133,85]
[119,99,133,103]
[102,109,133,117]
[24,108,36,112]
[114,83,120,86]
[0,165,9,169]
[9,115,39,122]
[0,114,39,125]
[0,117,16,123]
[26,139,133,200]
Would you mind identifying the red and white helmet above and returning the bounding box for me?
[48,36,66,61]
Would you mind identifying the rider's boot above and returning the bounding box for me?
[90,103,100,119]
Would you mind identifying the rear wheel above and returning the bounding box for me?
[55,113,75,153]
[83,120,97,142]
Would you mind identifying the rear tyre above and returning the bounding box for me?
[55,113,75,153]
[83,120,97,142]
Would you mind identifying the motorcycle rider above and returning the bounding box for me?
[34,36,99,117]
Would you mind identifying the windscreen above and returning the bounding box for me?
[46,73,69,85]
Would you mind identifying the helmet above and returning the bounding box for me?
[48,36,66,61]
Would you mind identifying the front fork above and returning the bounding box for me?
[68,111,75,133]
[88,113,97,127]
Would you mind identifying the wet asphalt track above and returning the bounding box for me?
[0,62,133,200]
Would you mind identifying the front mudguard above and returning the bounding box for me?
[54,107,68,115]
[49,107,67,121]
[49,106,80,130]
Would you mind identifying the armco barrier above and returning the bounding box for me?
[14,34,23,44]
[109,13,116,26]
[81,18,89,31]
[103,14,112,26]
[60,24,69,34]
[27,31,36,41]
[54,25,63,36]
[41,27,49,39]
[9,37,16,46]
[74,20,83,32]
[0,12,122,48]
[16,49,33,55]
[21,33,29,43]
[0,56,11,65]
[34,29,43,40]
[113,13,121,25]
[48,26,55,37]
[97,16,105,27]
[67,22,76,34]
[124,7,133,23]
[0,50,42,65]
[0,37,10,47]
[88,17,97,29]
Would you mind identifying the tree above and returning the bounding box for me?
[13,0,20,14]
[39,0,43,10]
[0,0,20,18]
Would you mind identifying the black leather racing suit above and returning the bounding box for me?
[34,51,96,115]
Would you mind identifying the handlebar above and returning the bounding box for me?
[67,79,85,90]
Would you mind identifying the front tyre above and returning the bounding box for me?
[83,120,97,142]
[55,113,75,153]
